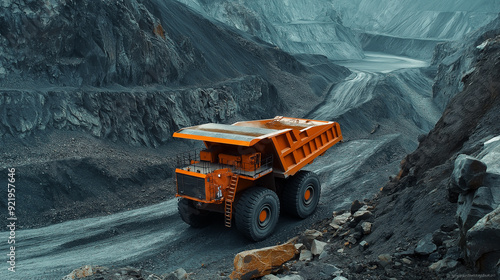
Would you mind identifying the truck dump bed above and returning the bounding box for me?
[173,116,342,177]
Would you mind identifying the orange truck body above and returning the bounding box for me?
[173,116,342,227]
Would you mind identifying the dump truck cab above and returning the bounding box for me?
[173,116,342,241]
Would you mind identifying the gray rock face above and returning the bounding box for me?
[466,205,500,273]
[415,233,437,256]
[450,154,487,193]
[455,140,500,245]
[0,76,281,146]
[431,16,500,111]
[457,187,495,235]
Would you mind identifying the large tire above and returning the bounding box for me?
[178,198,212,228]
[282,171,321,218]
[235,187,280,241]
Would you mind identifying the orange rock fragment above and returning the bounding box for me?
[230,242,297,280]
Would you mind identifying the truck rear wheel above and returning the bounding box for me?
[235,187,280,241]
[282,171,321,218]
[178,198,212,228]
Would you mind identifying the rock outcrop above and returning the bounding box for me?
[0,76,281,147]
[449,154,487,194]
[371,33,500,276]
[465,206,500,274]
[430,15,500,110]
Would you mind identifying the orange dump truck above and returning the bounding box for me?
[173,116,342,241]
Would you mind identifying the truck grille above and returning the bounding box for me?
[176,173,206,200]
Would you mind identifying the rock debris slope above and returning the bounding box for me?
[347,34,500,278]
[242,33,500,280]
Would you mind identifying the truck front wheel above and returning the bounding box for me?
[178,198,212,228]
[235,187,280,241]
[282,171,321,218]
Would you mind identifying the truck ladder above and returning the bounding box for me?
[225,174,239,227]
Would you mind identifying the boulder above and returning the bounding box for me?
[441,223,458,233]
[431,230,448,246]
[428,252,442,262]
[483,173,500,202]
[428,259,459,273]
[361,222,372,235]
[457,186,495,236]
[465,205,500,273]
[311,240,327,256]
[302,229,323,239]
[294,243,304,251]
[415,233,437,256]
[280,276,304,280]
[331,212,351,229]
[445,247,462,260]
[262,275,280,280]
[350,200,364,214]
[299,229,323,249]
[449,154,487,194]
[402,258,412,265]
[377,254,392,267]
[299,250,313,261]
[173,268,188,279]
[230,242,297,280]
[477,135,500,174]
[62,265,101,279]
[352,206,373,222]
[318,250,328,260]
